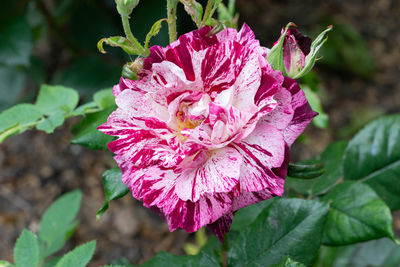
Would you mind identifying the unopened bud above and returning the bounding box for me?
[268,23,332,79]
[122,58,143,80]
[115,0,139,16]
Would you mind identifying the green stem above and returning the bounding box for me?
[167,0,179,43]
[221,234,229,267]
[202,0,214,26]
[121,14,146,55]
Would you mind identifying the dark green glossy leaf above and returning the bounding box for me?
[314,238,400,267]
[140,235,219,266]
[228,198,329,266]
[0,17,33,66]
[230,198,276,231]
[96,168,129,219]
[71,107,115,150]
[287,162,325,179]
[140,249,219,267]
[322,182,394,245]
[14,230,39,267]
[39,190,82,258]
[342,115,400,210]
[286,141,348,196]
[55,241,96,267]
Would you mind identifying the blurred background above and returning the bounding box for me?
[0,0,399,265]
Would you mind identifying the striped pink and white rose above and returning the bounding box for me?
[98,24,316,241]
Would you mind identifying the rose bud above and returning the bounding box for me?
[268,23,332,79]
[115,0,140,16]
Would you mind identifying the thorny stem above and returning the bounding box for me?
[167,0,179,43]
[121,14,146,55]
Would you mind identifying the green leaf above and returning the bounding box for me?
[321,182,394,245]
[97,36,140,55]
[109,257,135,266]
[0,104,42,143]
[0,261,14,267]
[0,17,33,67]
[71,102,98,117]
[342,115,400,210]
[39,190,82,258]
[14,229,39,267]
[93,89,115,110]
[314,238,400,267]
[96,168,129,219]
[140,251,219,267]
[287,162,325,179]
[228,198,329,266]
[71,107,115,150]
[141,235,219,266]
[42,257,61,267]
[35,85,79,115]
[144,19,167,50]
[0,104,42,133]
[230,198,276,231]
[36,113,65,134]
[270,257,306,267]
[286,141,348,196]
[55,241,96,267]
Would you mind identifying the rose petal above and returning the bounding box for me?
[175,147,243,202]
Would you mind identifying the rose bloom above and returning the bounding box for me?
[99,24,316,241]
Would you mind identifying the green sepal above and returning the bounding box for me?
[292,26,333,79]
[97,36,140,55]
[267,22,294,76]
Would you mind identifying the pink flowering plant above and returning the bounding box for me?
[1,0,400,266]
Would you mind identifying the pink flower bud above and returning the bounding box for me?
[268,23,332,79]
[280,28,312,77]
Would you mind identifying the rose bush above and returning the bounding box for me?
[98,24,316,241]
